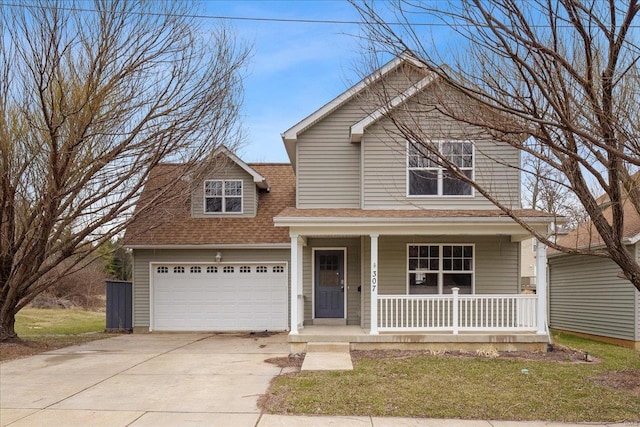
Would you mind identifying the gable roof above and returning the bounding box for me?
[217,146,270,190]
[124,163,295,247]
[281,55,428,165]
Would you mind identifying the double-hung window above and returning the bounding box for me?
[408,244,474,294]
[408,141,473,196]
[204,180,242,213]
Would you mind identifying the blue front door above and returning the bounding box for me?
[314,250,345,318]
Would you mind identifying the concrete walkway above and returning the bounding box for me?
[301,342,353,371]
[1,334,635,426]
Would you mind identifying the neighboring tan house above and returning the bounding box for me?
[125,56,558,352]
[548,194,640,349]
[520,238,537,292]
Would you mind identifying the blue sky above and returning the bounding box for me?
[201,1,370,163]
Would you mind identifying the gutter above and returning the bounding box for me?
[124,243,291,250]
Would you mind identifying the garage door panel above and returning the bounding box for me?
[152,263,287,331]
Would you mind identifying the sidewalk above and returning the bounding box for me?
[257,415,637,427]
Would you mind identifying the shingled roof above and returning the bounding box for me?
[555,197,640,251]
[124,163,295,246]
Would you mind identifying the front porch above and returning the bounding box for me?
[288,325,549,353]
[289,279,548,352]
[275,209,555,352]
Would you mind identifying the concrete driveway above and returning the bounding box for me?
[0,332,290,426]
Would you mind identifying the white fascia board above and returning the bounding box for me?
[281,223,534,238]
[274,215,556,226]
[217,146,269,190]
[125,243,291,250]
[626,232,640,245]
[350,74,437,143]
[281,57,404,144]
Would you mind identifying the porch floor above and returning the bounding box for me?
[288,326,549,353]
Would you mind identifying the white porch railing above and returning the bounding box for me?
[377,288,538,333]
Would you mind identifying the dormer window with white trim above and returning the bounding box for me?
[408,141,473,196]
[204,180,242,213]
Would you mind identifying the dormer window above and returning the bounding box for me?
[408,141,473,196]
[204,180,242,213]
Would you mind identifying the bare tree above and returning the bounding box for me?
[522,149,586,230]
[0,0,249,341]
[352,0,640,292]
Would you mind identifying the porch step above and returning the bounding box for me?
[312,318,346,326]
[301,342,353,371]
[306,342,350,353]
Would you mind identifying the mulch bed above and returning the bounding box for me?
[350,344,601,363]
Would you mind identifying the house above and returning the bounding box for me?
[520,238,537,292]
[548,192,640,350]
[124,57,558,352]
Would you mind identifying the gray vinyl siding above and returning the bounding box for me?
[549,252,638,341]
[132,248,290,328]
[361,235,519,328]
[296,64,425,208]
[362,100,520,210]
[191,162,257,218]
[637,244,640,341]
[296,112,361,207]
[302,238,362,325]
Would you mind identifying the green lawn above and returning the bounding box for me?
[15,308,106,336]
[1,308,112,361]
[263,333,640,422]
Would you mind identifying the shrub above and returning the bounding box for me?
[31,259,106,310]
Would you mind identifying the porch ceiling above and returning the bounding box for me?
[274,208,555,241]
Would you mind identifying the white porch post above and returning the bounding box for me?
[536,240,548,335]
[452,287,459,335]
[290,234,301,334]
[296,235,304,329]
[370,234,379,335]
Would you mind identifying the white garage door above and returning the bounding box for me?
[152,263,288,331]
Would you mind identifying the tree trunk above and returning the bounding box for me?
[0,308,17,342]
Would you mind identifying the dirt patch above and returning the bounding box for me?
[592,370,640,397]
[0,340,51,361]
[351,344,600,364]
[0,334,113,362]
[265,353,305,369]
[239,330,281,338]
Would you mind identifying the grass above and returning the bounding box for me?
[1,308,114,361]
[15,308,107,336]
[263,332,640,422]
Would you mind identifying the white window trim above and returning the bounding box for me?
[405,243,476,294]
[203,179,243,214]
[406,140,475,198]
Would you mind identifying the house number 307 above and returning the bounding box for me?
[371,269,377,292]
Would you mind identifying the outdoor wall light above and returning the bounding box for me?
[215,252,222,263]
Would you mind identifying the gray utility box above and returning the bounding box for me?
[105,280,132,331]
